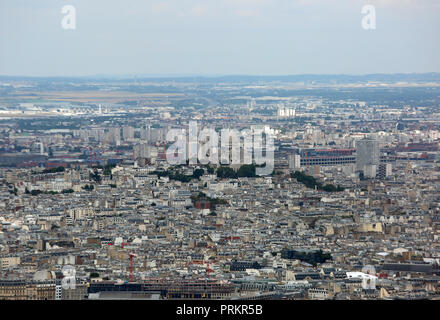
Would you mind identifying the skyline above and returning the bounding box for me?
[2,72,440,78]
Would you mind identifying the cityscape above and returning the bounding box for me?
[0,74,440,300]
[0,0,439,306]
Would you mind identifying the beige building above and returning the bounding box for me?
[0,280,56,300]
[0,256,21,268]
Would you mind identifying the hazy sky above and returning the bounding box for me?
[0,0,439,76]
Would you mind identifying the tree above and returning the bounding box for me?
[40,166,65,174]
[193,168,204,179]
[206,165,215,174]
[31,190,42,196]
[90,171,102,183]
[237,164,256,178]
[216,166,237,179]
[103,164,116,176]
[291,171,344,192]
[322,184,337,192]
[83,184,94,191]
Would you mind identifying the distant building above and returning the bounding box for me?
[288,154,301,170]
[0,280,56,300]
[377,163,392,179]
[356,138,379,172]
[364,164,377,178]
[107,127,121,145]
[277,105,295,118]
[0,256,21,268]
[122,126,134,141]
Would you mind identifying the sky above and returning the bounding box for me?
[0,0,439,77]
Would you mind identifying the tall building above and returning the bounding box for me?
[140,125,150,141]
[377,163,392,179]
[107,127,121,145]
[356,138,379,171]
[277,105,295,118]
[288,154,301,170]
[122,126,134,141]
[364,164,377,178]
[133,143,152,159]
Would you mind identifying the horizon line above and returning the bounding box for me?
[1,72,440,80]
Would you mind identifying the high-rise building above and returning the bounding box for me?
[356,138,379,171]
[364,164,377,178]
[107,127,121,145]
[277,105,295,118]
[133,143,152,159]
[122,125,134,141]
[140,125,150,141]
[288,154,301,170]
[377,163,392,179]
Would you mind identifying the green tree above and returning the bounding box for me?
[206,165,215,174]
[237,164,256,178]
[216,166,237,179]
[193,168,204,179]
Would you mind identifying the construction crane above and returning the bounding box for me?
[206,261,214,279]
[117,243,137,282]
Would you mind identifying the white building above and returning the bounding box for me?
[277,105,296,118]
[288,154,301,170]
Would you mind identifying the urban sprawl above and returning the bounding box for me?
[0,75,440,300]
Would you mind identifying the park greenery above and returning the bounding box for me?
[152,164,263,182]
[291,171,344,192]
[32,166,65,175]
[26,188,74,196]
[216,164,258,179]
[82,184,94,191]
